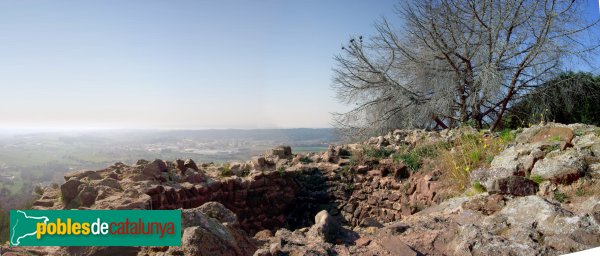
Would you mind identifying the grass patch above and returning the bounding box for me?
[472,181,486,193]
[554,190,568,203]
[393,143,444,172]
[498,129,516,144]
[438,131,513,191]
[547,135,563,142]
[529,175,544,184]
[576,187,585,196]
[364,147,395,159]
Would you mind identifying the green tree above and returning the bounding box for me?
[505,72,600,127]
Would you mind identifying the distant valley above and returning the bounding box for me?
[0,128,338,209]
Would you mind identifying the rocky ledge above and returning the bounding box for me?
[11,122,600,255]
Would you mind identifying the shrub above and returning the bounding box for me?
[299,156,313,164]
[277,166,286,176]
[395,153,421,171]
[339,165,352,176]
[505,72,600,128]
[349,150,365,166]
[220,163,232,177]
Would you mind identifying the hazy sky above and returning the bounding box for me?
[0,1,598,130]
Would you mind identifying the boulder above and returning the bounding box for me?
[490,146,521,172]
[96,178,122,190]
[60,179,83,203]
[497,196,582,236]
[184,159,199,171]
[528,126,575,144]
[135,159,149,165]
[359,217,384,228]
[531,149,585,183]
[323,145,339,164]
[271,145,292,159]
[488,176,538,196]
[173,225,244,256]
[33,199,54,208]
[461,194,505,215]
[591,143,600,157]
[197,202,238,224]
[252,156,268,170]
[76,185,98,207]
[141,159,168,177]
[185,169,206,183]
[307,210,341,243]
[470,167,515,191]
[64,170,102,181]
[174,159,186,172]
[378,236,418,256]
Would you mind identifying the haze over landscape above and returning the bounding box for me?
[2,1,600,254]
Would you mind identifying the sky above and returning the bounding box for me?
[0,0,598,130]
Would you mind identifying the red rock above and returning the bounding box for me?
[378,236,418,256]
[355,237,372,246]
[528,127,575,144]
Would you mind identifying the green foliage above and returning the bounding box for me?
[438,131,512,191]
[299,156,313,164]
[395,153,421,171]
[576,187,585,197]
[277,166,286,176]
[529,175,545,184]
[340,165,352,176]
[554,190,568,203]
[485,155,495,164]
[472,181,486,193]
[393,143,442,172]
[465,181,486,196]
[505,72,600,128]
[547,135,562,142]
[220,163,232,177]
[498,129,515,143]
[543,144,561,153]
[364,147,395,159]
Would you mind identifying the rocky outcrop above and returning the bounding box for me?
[26,123,600,256]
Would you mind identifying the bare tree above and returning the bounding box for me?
[332,0,599,138]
